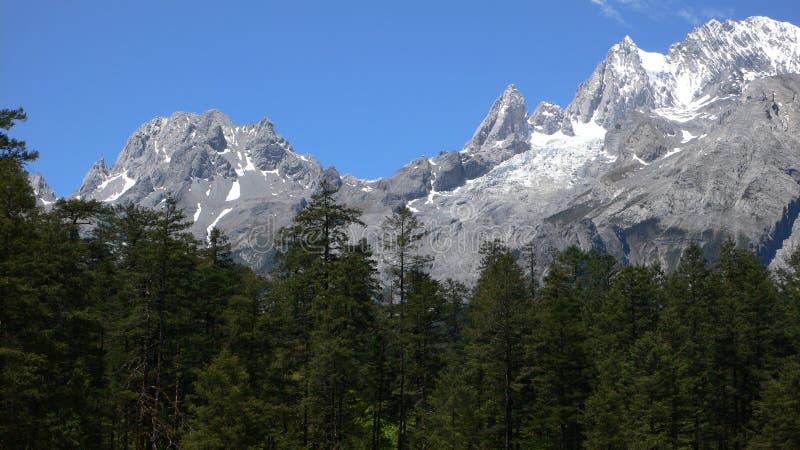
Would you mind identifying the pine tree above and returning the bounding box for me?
[0,108,38,162]
[618,331,681,447]
[0,108,46,447]
[749,358,800,448]
[660,241,717,447]
[306,238,377,447]
[359,280,391,449]
[776,245,800,357]
[441,278,468,348]
[7,104,800,449]
[524,246,595,449]
[710,240,779,446]
[270,181,375,448]
[404,263,449,447]
[426,361,483,450]
[423,279,472,449]
[381,204,427,449]
[1,109,110,447]
[182,348,266,449]
[184,228,237,367]
[466,240,530,449]
[100,200,200,448]
[583,264,664,448]
[749,245,800,448]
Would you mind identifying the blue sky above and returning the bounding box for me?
[2,0,799,195]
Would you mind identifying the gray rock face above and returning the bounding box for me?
[77,159,109,197]
[430,151,466,191]
[566,17,800,128]
[566,36,656,128]
[29,172,57,206]
[62,15,800,282]
[668,17,800,98]
[461,84,531,179]
[530,101,574,136]
[604,112,680,163]
[66,108,331,271]
[580,75,800,270]
[384,157,433,201]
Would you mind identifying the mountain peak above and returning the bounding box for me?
[459,85,530,178]
[59,15,800,283]
[683,15,800,45]
[496,84,524,107]
[565,32,654,127]
[466,85,527,148]
[75,158,111,198]
[496,84,523,109]
[255,115,277,132]
[609,35,641,56]
[502,83,519,94]
[86,158,108,180]
[29,171,57,205]
[199,108,232,123]
[616,35,638,49]
[566,14,800,126]
[90,158,107,171]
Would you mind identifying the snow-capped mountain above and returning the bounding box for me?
[38,15,800,280]
[565,16,800,129]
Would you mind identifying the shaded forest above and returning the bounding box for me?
[3,108,800,449]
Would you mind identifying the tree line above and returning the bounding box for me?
[3,108,800,449]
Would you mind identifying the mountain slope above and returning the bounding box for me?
[62,15,800,280]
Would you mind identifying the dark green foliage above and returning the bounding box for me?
[464,240,531,449]
[381,204,428,450]
[264,181,379,448]
[0,156,36,218]
[0,107,38,162]
[182,349,265,449]
[523,247,604,449]
[4,111,800,448]
[426,361,482,450]
[582,264,663,447]
[0,113,110,447]
[749,358,800,448]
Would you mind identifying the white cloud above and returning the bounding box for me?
[590,0,734,26]
[676,7,735,25]
[591,0,629,25]
[676,8,700,24]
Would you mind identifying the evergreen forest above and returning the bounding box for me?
[3,108,800,449]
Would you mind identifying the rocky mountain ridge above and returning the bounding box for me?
[35,15,800,280]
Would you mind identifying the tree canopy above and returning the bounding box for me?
[3,108,800,449]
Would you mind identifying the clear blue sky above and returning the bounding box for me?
[2,0,799,195]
